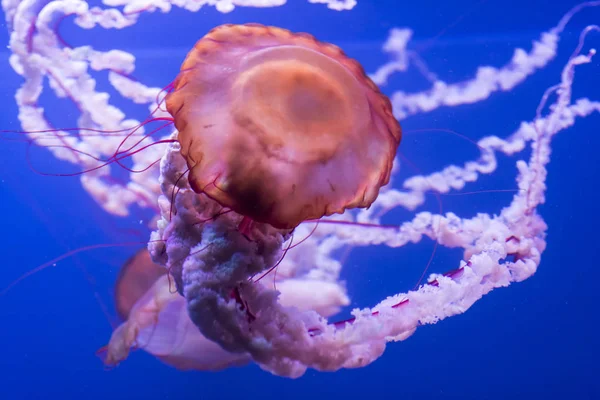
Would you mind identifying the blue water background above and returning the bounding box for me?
[1,0,599,398]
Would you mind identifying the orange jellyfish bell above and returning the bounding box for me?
[166,23,401,229]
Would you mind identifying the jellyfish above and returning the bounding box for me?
[165,23,401,229]
[142,24,402,376]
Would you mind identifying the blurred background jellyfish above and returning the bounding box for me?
[1,0,600,397]
[104,248,251,370]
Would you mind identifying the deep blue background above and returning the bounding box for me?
[1,1,599,399]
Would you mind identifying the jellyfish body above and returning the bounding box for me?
[166,24,401,229]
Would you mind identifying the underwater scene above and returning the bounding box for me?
[1,0,599,399]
